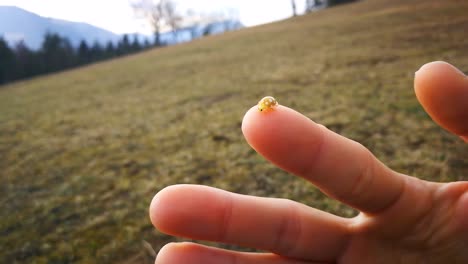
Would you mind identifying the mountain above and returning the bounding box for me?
[0,6,123,49]
[0,6,243,50]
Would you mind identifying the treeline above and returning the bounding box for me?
[0,33,152,85]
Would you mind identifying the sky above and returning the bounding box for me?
[0,0,306,35]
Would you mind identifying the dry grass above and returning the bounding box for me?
[1,0,468,263]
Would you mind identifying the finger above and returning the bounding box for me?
[414,61,468,141]
[155,242,321,264]
[242,105,405,213]
[150,185,350,261]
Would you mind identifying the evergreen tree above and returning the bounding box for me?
[1,31,157,85]
[0,37,16,84]
[14,41,39,79]
[90,41,104,61]
[329,0,356,5]
[78,40,91,65]
[131,35,142,52]
[105,41,116,59]
[40,32,76,73]
[143,39,151,49]
[117,34,131,55]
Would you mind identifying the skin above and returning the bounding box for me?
[150,61,468,263]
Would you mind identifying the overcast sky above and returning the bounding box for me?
[0,0,306,35]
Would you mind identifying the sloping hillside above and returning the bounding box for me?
[1,0,467,263]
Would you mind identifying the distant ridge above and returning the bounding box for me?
[0,6,243,50]
[0,6,121,49]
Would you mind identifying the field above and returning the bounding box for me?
[1,0,468,263]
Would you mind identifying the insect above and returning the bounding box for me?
[258,96,278,112]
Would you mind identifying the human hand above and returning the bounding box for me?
[150,61,468,263]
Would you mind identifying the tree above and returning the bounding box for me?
[328,0,356,5]
[203,23,214,36]
[291,0,297,16]
[0,37,16,84]
[117,34,131,55]
[40,32,75,73]
[306,0,317,12]
[163,0,181,39]
[105,41,116,58]
[143,39,151,49]
[90,41,104,61]
[2,32,140,85]
[2,22,182,86]
[131,0,179,46]
[131,35,142,52]
[78,40,91,65]
[306,0,356,11]
[14,41,39,79]
[131,0,163,46]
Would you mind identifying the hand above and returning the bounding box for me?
[149,61,468,264]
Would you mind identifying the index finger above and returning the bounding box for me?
[242,104,404,214]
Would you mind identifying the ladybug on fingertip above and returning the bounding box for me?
[258,96,278,112]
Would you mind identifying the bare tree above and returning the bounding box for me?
[291,0,297,17]
[131,0,178,46]
[306,0,332,12]
[305,0,314,12]
[162,0,181,39]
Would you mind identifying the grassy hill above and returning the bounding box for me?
[1,0,468,263]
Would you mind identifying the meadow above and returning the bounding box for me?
[1,0,467,263]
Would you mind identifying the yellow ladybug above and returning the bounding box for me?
[258,96,278,112]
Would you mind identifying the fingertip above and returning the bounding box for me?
[149,184,193,233]
[155,242,197,264]
[241,105,259,137]
[149,184,230,240]
[154,242,178,264]
[414,61,466,99]
[241,103,325,177]
[149,185,174,231]
[149,193,159,228]
[414,61,467,98]
[415,61,466,77]
[414,61,468,137]
[242,104,284,154]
